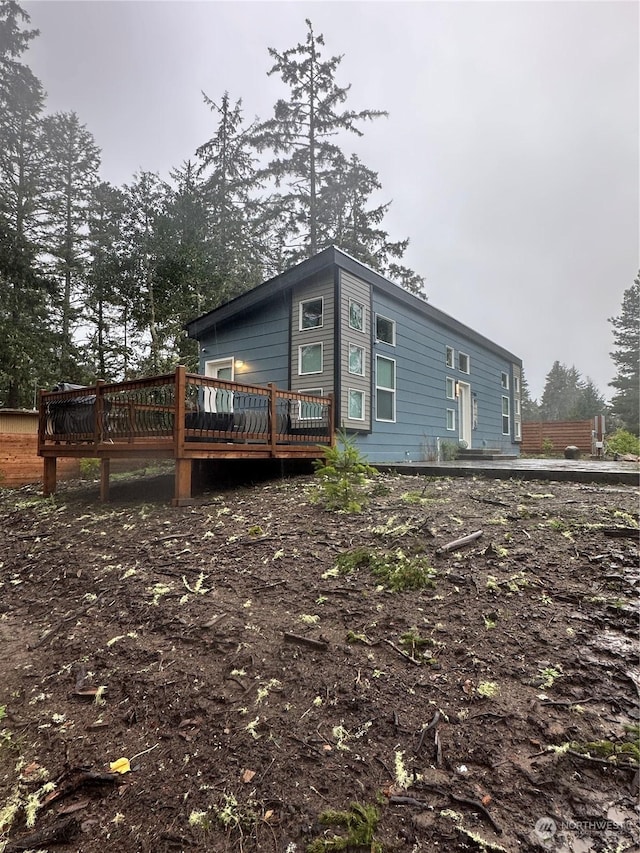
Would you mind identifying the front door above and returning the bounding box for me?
[204,358,234,412]
[458,381,472,449]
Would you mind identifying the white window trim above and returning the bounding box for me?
[375,314,396,346]
[446,346,455,368]
[299,296,324,331]
[204,357,235,413]
[375,355,396,423]
[348,342,365,376]
[458,352,470,374]
[446,408,456,431]
[515,421,522,440]
[348,298,365,333]
[446,376,455,400]
[347,388,366,421]
[298,342,323,375]
[501,371,509,390]
[298,387,324,420]
[502,395,511,435]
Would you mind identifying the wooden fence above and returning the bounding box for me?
[521,419,597,455]
[1,414,81,486]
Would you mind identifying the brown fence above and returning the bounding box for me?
[521,420,595,455]
[1,432,81,487]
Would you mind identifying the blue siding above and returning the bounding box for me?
[198,297,290,389]
[351,290,520,463]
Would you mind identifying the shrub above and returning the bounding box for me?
[312,430,377,512]
[607,429,640,457]
[79,457,100,479]
[541,437,554,455]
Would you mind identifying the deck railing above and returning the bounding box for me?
[38,367,334,456]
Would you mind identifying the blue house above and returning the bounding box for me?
[185,247,522,463]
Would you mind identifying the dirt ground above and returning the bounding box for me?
[0,465,638,853]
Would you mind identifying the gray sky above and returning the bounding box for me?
[23,0,639,401]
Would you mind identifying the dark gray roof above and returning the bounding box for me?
[185,246,521,366]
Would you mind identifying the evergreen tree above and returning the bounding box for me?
[41,110,101,380]
[254,20,385,258]
[0,0,56,406]
[84,181,127,380]
[539,361,606,422]
[609,274,639,434]
[195,93,264,307]
[520,369,539,421]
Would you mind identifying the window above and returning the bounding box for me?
[446,377,455,399]
[515,421,521,440]
[514,398,520,416]
[376,355,396,421]
[446,408,456,431]
[458,352,470,373]
[514,375,520,394]
[446,346,455,368]
[298,388,323,420]
[502,396,510,435]
[300,297,323,330]
[348,389,365,420]
[501,371,509,389]
[348,343,365,376]
[375,315,395,345]
[299,343,323,375]
[349,299,365,332]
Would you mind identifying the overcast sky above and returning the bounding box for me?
[22,0,639,401]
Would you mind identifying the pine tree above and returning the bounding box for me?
[609,274,640,434]
[520,370,539,421]
[254,19,387,261]
[0,0,56,407]
[41,111,101,380]
[539,362,582,421]
[195,93,264,307]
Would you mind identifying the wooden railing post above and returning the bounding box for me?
[37,389,46,452]
[327,393,336,446]
[268,383,277,455]
[172,365,192,506]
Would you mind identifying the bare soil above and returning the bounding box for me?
[0,466,638,853]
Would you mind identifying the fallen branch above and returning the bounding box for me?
[416,710,441,754]
[602,526,639,538]
[283,631,328,651]
[450,793,502,835]
[5,816,78,852]
[389,795,431,809]
[435,530,483,555]
[29,594,104,650]
[384,639,421,666]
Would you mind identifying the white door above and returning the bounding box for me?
[204,358,234,413]
[458,381,472,448]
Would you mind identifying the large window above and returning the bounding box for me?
[299,343,323,375]
[502,396,510,435]
[348,343,365,376]
[348,389,365,421]
[376,355,396,422]
[299,388,323,420]
[349,299,365,332]
[300,297,323,330]
[458,352,470,374]
[375,315,395,345]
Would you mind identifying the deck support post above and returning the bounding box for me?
[43,456,57,497]
[172,458,193,506]
[268,383,278,456]
[100,458,111,502]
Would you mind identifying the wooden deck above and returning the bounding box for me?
[38,366,334,505]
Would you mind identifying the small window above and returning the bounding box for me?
[349,299,365,332]
[446,408,456,431]
[514,375,520,393]
[446,346,454,368]
[298,388,323,420]
[348,343,365,376]
[501,371,509,390]
[348,389,365,420]
[375,315,395,345]
[514,398,520,416]
[299,343,323,375]
[300,297,323,330]
[446,377,455,400]
[458,352,470,374]
[515,421,521,440]
[376,355,396,422]
[502,396,510,435]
